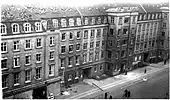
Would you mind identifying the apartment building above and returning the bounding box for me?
[1,5,60,99]
[1,3,169,99]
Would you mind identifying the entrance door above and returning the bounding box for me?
[83,68,91,78]
[120,64,125,73]
[143,52,149,62]
[32,86,47,99]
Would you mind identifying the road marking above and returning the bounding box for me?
[68,66,169,99]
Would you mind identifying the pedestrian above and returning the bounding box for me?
[127,90,131,97]
[164,59,167,65]
[105,92,108,99]
[109,95,113,99]
[124,89,128,97]
[144,68,147,74]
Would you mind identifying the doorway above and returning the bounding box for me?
[120,64,125,73]
[83,68,91,79]
[143,52,149,62]
[32,86,47,99]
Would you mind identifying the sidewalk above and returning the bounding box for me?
[55,61,169,99]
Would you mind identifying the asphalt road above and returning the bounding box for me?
[83,67,169,99]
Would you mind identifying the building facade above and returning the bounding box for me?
[1,3,169,99]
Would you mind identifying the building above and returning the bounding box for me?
[1,5,60,99]
[1,3,169,99]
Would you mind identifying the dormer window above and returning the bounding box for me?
[76,18,81,26]
[61,18,67,27]
[52,19,58,28]
[35,22,42,32]
[84,17,88,25]
[24,23,31,33]
[91,17,95,25]
[12,23,19,34]
[69,18,74,26]
[103,16,107,24]
[152,14,155,19]
[1,24,6,34]
[97,17,101,24]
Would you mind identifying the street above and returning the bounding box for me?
[85,67,169,99]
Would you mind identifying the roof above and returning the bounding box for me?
[1,4,41,22]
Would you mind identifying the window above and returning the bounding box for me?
[121,50,126,57]
[100,64,103,71]
[108,51,112,59]
[13,41,19,51]
[69,32,74,40]
[147,14,150,20]
[96,41,100,47]
[36,53,41,62]
[107,64,111,70]
[117,29,121,36]
[77,31,81,39]
[25,54,31,65]
[89,52,93,62]
[90,42,94,48]
[25,40,31,49]
[61,58,65,68]
[84,17,88,25]
[163,23,166,28]
[1,58,7,69]
[91,17,95,25]
[110,29,114,35]
[61,46,66,53]
[118,17,122,25]
[36,38,42,47]
[76,44,80,51]
[14,72,20,86]
[122,39,127,45]
[111,17,114,23]
[123,29,128,34]
[0,24,6,34]
[130,39,133,44]
[83,43,88,50]
[2,75,8,88]
[35,22,42,31]
[142,24,145,30]
[162,32,165,36]
[84,30,88,39]
[103,16,107,24]
[25,70,31,82]
[129,48,133,56]
[75,55,80,65]
[69,18,74,26]
[164,13,168,19]
[116,52,118,59]
[132,16,136,23]
[49,36,55,45]
[36,68,41,79]
[61,18,67,27]
[75,71,79,79]
[117,41,120,47]
[94,67,97,72]
[12,23,19,33]
[138,24,141,32]
[152,14,155,19]
[124,17,129,23]
[95,52,99,61]
[96,29,101,37]
[49,51,54,60]
[13,56,19,67]
[61,33,66,40]
[140,43,143,49]
[159,13,162,19]
[24,23,31,33]
[49,64,54,76]
[131,28,135,34]
[76,18,81,26]
[109,40,112,46]
[52,19,58,28]
[68,56,73,67]
[68,74,72,81]
[135,43,139,50]
[90,29,95,37]
[83,53,87,63]
[1,42,7,53]
[69,45,74,52]
[103,28,107,36]
[97,17,101,24]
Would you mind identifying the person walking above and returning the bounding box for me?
[127,90,131,98]
[144,68,147,74]
[164,58,167,65]
[105,92,108,99]
[124,89,128,97]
